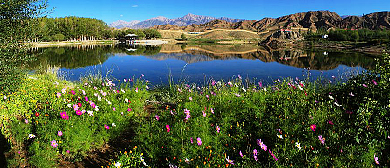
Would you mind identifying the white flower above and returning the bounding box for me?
[112,123,116,127]
[82,90,86,95]
[140,156,148,166]
[94,93,98,97]
[277,134,283,139]
[121,89,125,93]
[28,134,36,139]
[54,81,59,85]
[67,104,72,108]
[62,88,67,94]
[297,85,303,90]
[98,95,101,101]
[146,85,149,89]
[242,87,247,92]
[125,98,129,103]
[114,162,121,168]
[334,102,341,107]
[3,95,6,100]
[185,158,190,163]
[106,99,112,105]
[329,95,334,100]
[95,107,99,111]
[263,88,267,92]
[87,110,93,116]
[295,142,301,150]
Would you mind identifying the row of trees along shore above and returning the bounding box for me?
[33,17,161,42]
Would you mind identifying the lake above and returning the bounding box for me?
[29,44,376,86]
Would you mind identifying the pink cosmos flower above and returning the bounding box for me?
[113,107,116,111]
[73,104,79,111]
[310,124,316,132]
[253,149,258,161]
[76,110,82,115]
[189,97,192,101]
[216,126,220,133]
[85,96,88,102]
[90,101,96,108]
[206,95,209,99]
[60,111,69,120]
[238,75,242,79]
[66,150,70,153]
[202,111,206,117]
[257,139,267,151]
[318,135,325,144]
[362,84,368,88]
[166,125,170,132]
[56,93,61,98]
[239,150,243,157]
[24,119,28,124]
[51,140,58,148]
[372,80,378,85]
[190,137,193,144]
[374,154,380,165]
[212,80,216,86]
[170,110,176,115]
[135,87,138,93]
[58,131,63,136]
[225,156,234,165]
[269,149,278,161]
[104,124,110,130]
[71,90,75,95]
[328,120,334,125]
[127,108,132,111]
[258,81,263,88]
[197,137,202,146]
[155,115,160,121]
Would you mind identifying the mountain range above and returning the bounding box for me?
[153,11,390,32]
[109,13,243,29]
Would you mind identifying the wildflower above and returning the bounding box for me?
[51,140,58,148]
[212,80,216,86]
[190,137,193,144]
[216,125,220,133]
[73,104,79,111]
[56,93,61,98]
[61,88,67,94]
[170,110,176,115]
[71,90,75,95]
[125,98,129,103]
[239,150,243,157]
[253,149,258,161]
[310,124,316,132]
[202,111,206,117]
[277,135,283,139]
[166,125,170,132]
[295,142,301,150]
[135,87,139,93]
[185,158,190,164]
[121,89,125,93]
[76,110,82,115]
[184,109,191,121]
[318,135,325,144]
[60,111,69,120]
[85,96,89,102]
[372,80,378,85]
[211,108,214,114]
[189,97,192,101]
[349,92,355,96]
[124,79,127,82]
[66,150,70,153]
[146,85,149,89]
[258,81,262,88]
[362,84,368,88]
[112,123,116,127]
[374,154,379,165]
[82,90,86,95]
[238,75,242,79]
[106,100,112,105]
[104,124,110,130]
[114,162,121,168]
[87,110,93,116]
[28,134,36,139]
[127,108,132,111]
[58,131,63,136]
[206,95,209,99]
[113,107,116,111]
[328,120,334,125]
[24,119,28,124]
[90,101,96,108]
[334,102,341,107]
[226,156,234,165]
[242,87,247,92]
[155,115,160,121]
[35,112,39,117]
[178,88,182,93]
[257,139,267,151]
[329,95,334,100]
[346,110,353,115]
[197,137,202,146]
[269,149,278,161]
[234,93,241,97]
[169,163,178,168]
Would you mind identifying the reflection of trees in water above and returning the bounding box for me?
[29,45,376,72]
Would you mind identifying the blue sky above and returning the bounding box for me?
[46,0,390,24]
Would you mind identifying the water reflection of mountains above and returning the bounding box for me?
[30,44,376,71]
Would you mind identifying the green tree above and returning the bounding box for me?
[0,0,47,93]
[53,33,65,42]
[181,33,187,40]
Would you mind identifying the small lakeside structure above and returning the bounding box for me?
[119,34,139,44]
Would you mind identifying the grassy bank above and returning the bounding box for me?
[1,53,389,167]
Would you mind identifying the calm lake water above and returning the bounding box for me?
[29,44,376,85]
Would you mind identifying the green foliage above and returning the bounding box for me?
[181,33,187,41]
[143,29,162,39]
[52,33,65,41]
[328,29,390,43]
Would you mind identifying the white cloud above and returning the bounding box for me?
[132,5,138,7]
[120,14,123,17]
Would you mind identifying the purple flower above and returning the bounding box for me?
[234,93,241,97]
[372,80,378,85]
[196,137,202,146]
[318,135,325,144]
[113,107,116,111]
[166,125,170,132]
[85,96,88,102]
[155,115,160,121]
[253,149,258,161]
[212,80,216,86]
[269,149,278,161]
[51,140,58,148]
[58,131,63,136]
[328,120,334,125]
[216,126,220,133]
[190,137,193,144]
[257,139,267,151]
[239,150,243,157]
[104,124,110,130]
[225,156,234,165]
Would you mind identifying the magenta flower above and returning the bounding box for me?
[310,124,316,132]
[328,120,334,125]
[269,149,278,161]
[225,156,234,165]
[85,96,88,102]
[113,107,116,111]
[216,126,220,133]
[196,137,202,146]
[58,131,63,136]
[66,150,70,153]
[71,90,75,95]
[362,84,368,87]
[190,137,194,144]
[239,150,243,157]
[24,119,28,124]
[257,139,267,151]
[212,80,216,86]
[202,111,206,117]
[76,110,82,115]
[253,149,258,161]
[318,135,325,144]
[210,108,214,114]
[90,101,96,108]
[127,108,132,111]
[135,87,139,93]
[51,140,58,148]
[104,124,110,130]
[60,111,69,120]
[155,115,160,121]
[258,81,263,88]
[166,125,170,132]
[372,80,378,85]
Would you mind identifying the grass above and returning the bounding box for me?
[1,53,389,167]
